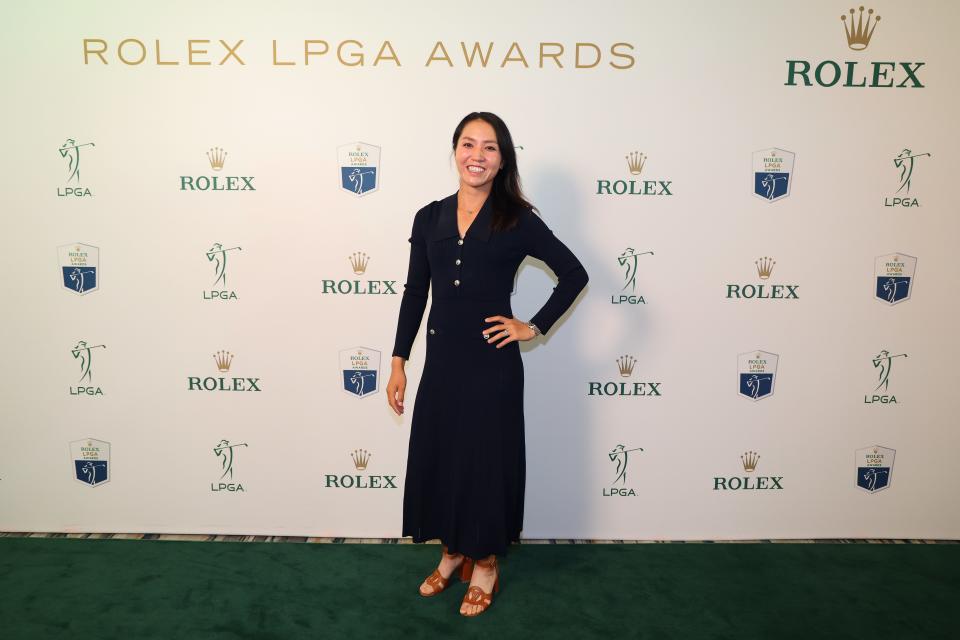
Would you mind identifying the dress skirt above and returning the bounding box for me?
[401,296,525,559]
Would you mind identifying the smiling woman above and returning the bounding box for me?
[386,112,589,617]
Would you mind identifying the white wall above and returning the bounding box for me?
[1,0,957,539]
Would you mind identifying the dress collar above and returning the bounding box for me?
[433,191,493,242]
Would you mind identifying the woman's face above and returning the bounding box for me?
[455,119,502,192]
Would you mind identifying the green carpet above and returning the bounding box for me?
[0,538,956,639]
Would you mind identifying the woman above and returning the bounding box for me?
[387,112,588,617]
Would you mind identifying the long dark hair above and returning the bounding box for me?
[452,112,536,231]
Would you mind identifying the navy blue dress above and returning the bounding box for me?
[392,192,588,558]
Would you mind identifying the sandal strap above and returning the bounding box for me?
[474,556,498,569]
[423,569,449,591]
[463,585,493,606]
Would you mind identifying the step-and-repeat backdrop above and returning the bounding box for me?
[1,1,958,539]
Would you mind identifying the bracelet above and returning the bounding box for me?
[526,322,542,337]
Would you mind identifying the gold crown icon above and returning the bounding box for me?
[755,257,776,280]
[625,151,646,175]
[351,449,371,470]
[741,451,760,473]
[616,355,636,378]
[349,252,369,274]
[206,147,227,171]
[213,350,234,372]
[841,6,880,51]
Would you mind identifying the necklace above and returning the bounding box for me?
[456,205,477,238]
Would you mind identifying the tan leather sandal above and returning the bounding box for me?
[460,555,499,616]
[419,546,474,597]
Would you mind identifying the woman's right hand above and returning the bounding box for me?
[387,360,407,416]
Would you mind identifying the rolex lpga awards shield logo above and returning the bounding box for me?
[874,253,917,305]
[57,243,99,295]
[338,142,380,196]
[752,148,794,202]
[340,347,380,398]
[70,438,110,487]
[856,445,895,493]
[738,351,778,401]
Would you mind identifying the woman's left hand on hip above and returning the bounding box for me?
[483,316,535,348]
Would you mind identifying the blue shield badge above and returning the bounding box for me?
[58,243,99,295]
[70,438,110,487]
[856,445,895,493]
[738,350,778,401]
[339,347,381,398]
[337,142,380,196]
[752,148,795,202]
[874,253,917,305]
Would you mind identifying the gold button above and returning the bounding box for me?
[454,279,460,286]
[455,259,461,265]
[457,239,464,245]
[429,329,435,335]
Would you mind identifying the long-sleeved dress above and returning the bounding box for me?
[392,191,588,558]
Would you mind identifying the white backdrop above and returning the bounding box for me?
[1,0,958,540]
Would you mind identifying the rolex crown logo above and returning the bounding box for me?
[625,151,646,176]
[841,6,880,51]
[755,257,776,280]
[213,350,234,372]
[351,448,371,470]
[741,451,760,473]
[616,355,636,378]
[349,252,369,275]
[206,147,227,171]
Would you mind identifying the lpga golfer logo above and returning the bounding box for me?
[752,148,794,202]
[604,444,642,496]
[69,438,110,487]
[214,439,247,479]
[339,347,381,398]
[57,243,99,295]
[612,248,653,305]
[873,350,907,392]
[337,142,380,196]
[874,253,916,305]
[866,349,907,404]
[610,444,643,484]
[895,149,929,194]
[212,439,247,492]
[737,351,778,401]
[59,138,95,183]
[206,243,242,287]
[856,446,895,493]
[57,138,95,197]
[72,340,106,383]
[885,149,930,207]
